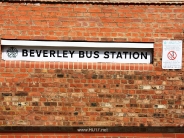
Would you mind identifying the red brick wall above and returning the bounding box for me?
[0,1,184,137]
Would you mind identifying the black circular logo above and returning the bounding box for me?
[6,47,18,58]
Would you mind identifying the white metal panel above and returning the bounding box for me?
[1,40,154,48]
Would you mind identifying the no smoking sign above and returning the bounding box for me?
[162,40,182,69]
[167,51,177,60]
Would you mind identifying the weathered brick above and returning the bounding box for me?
[179,115,184,118]
[57,74,64,78]
[12,97,19,101]
[154,104,166,109]
[139,85,151,90]
[32,102,39,106]
[44,102,57,106]
[179,87,184,90]
[153,113,164,118]
[13,102,27,106]
[100,112,113,116]
[124,75,134,80]
[115,104,123,107]
[167,76,181,80]
[5,107,10,110]
[32,97,40,102]
[74,112,78,115]
[152,85,165,90]
[130,99,136,104]
[146,76,152,80]
[138,114,147,117]
[0,116,5,120]
[15,92,28,96]
[100,103,112,108]
[2,93,12,96]
[16,120,28,125]
[91,102,98,107]
[168,100,175,104]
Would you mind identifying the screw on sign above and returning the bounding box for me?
[167,51,177,60]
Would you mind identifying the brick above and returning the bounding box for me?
[57,74,64,78]
[176,134,184,138]
[44,102,57,106]
[0,116,5,120]
[16,120,28,125]
[152,85,165,90]
[179,87,184,90]
[15,74,29,78]
[155,91,163,94]
[153,113,164,118]
[167,76,181,80]
[1,73,14,77]
[2,93,12,96]
[13,102,27,106]
[162,134,175,138]
[100,103,112,108]
[154,104,166,109]
[139,85,151,90]
[100,112,113,116]
[15,92,28,96]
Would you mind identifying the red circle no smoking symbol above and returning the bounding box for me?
[167,51,177,60]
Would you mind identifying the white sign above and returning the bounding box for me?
[1,40,153,63]
[162,40,182,69]
[2,46,152,63]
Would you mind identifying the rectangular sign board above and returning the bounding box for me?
[1,40,153,64]
[2,46,152,63]
[162,40,182,69]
